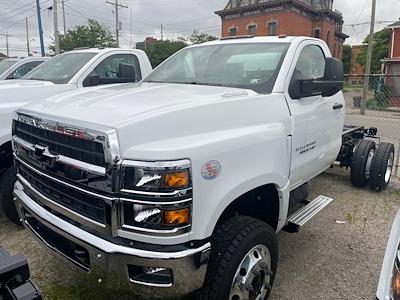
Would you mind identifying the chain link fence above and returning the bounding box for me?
[344,74,400,177]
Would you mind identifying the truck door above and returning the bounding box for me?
[82,54,142,87]
[285,41,345,189]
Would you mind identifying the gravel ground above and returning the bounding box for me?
[1,168,399,300]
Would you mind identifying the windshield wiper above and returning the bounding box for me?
[24,77,45,81]
[145,80,223,87]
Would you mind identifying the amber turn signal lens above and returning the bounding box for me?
[393,266,400,299]
[162,171,189,189]
[163,208,189,225]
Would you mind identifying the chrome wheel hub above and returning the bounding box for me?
[365,149,375,180]
[230,245,272,300]
[385,152,394,184]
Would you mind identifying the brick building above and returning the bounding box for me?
[136,37,158,50]
[348,45,364,84]
[383,21,400,106]
[215,0,348,59]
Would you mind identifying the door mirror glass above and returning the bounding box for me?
[83,74,100,87]
[289,45,344,99]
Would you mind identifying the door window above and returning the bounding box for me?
[7,61,43,79]
[83,54,142,87]
[293,45,325,80]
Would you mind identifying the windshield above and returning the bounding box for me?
[0,60,18,75]
[144,43,289,94]
[24,52,97,84]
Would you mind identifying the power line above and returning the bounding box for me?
[106,0,128,47]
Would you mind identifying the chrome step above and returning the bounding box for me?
[285,195,333,233]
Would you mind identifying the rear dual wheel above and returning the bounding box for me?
[369,142,395,191]
[350,140,376,188]
[351,140,395,191]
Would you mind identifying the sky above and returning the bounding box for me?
[0,0,399,57]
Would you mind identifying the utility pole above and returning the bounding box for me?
[361,0,377,114]
[61,0,67,35]
[161,24,163,41]
[106,0,128,47]
[0,34,12,57]
[6,34,8,57]
[36,0,45,56]
[26,18,30,56]
[53,0,60,54]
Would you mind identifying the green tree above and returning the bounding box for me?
[145,40,187,67]
[342,44,351,74]
[356,29,390,73]
[50,19,116,53]
[178,30,218,45]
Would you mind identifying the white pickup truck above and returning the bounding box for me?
[0,57,49,80]
[11,36,395,299]
[0,48,152,220]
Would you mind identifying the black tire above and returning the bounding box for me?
[350,140,376,188]
[198,216,278,300]
[369,142,395,191]
[0,165,21,225]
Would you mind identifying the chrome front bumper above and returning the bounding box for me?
[13,180,210,297]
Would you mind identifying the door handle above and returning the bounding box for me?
[333,103,343,110]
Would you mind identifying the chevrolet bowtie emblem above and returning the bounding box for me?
[33,144,58,169]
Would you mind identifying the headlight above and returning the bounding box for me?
[392,251,400,299]
[122,160,191,192]
[120,160,192,234]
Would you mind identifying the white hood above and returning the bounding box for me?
[21,82,276,160]
[21,82,257,128]
[0,80,76,104]
[0,80,76,145]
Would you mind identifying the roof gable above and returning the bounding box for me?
[222,0,333,10]
[388,21,400,28]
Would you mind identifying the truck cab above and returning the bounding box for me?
[0,48,152,222]
[12,36,347,299]
[0,57,49,81]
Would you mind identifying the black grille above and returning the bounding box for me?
[14,121,106,167]
[19,164,106,224]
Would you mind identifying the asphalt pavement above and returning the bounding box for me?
[1,168,399,300]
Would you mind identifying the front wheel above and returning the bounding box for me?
[199,216,278,300]
[0,165,21,225]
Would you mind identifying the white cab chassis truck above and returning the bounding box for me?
[0,48,152,222]
[11,37,395,300]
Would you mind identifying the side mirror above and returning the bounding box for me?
[83,74,100,87]
[289,57,344,99]
[119,63,136,82]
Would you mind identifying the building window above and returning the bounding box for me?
[229,27,237,36]
[334,43,337,57]
[314,29,321,39]
[338,44,341,57]
[326,31,331,47]
[248,24,256,35]
[268,22,277,36]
